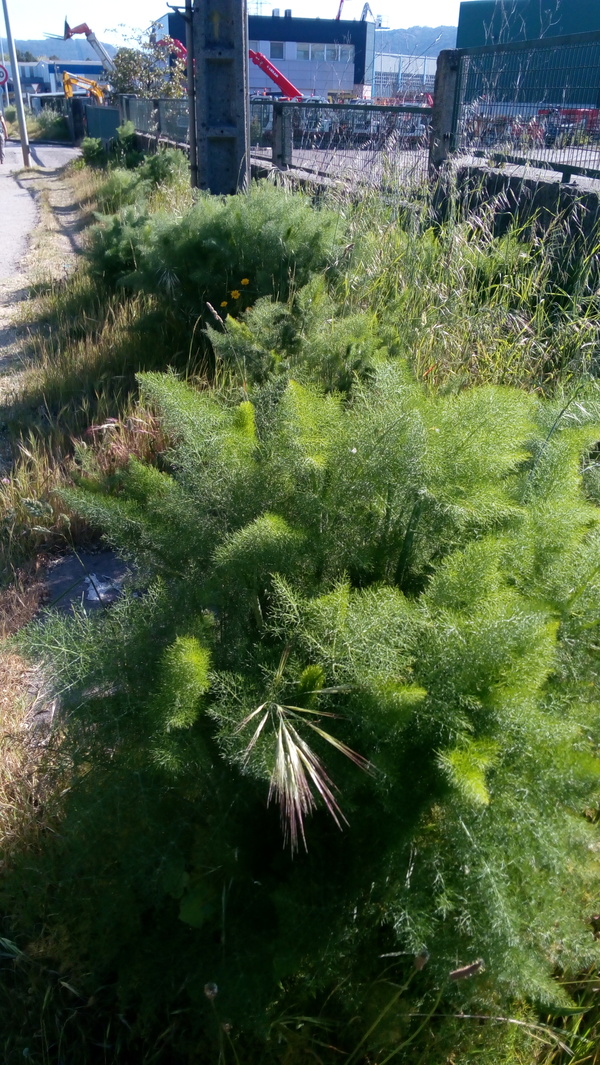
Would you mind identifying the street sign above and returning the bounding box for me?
[0,65,8,86]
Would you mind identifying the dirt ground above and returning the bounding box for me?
[0,144,83,726]
[0,144,84,415]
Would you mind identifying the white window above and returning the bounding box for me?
[339,44,354,63]
[311,43,325,61]
[325,45,339,61]
[296,42,310,60]
[270,41,284,59]
[249,40,260,51]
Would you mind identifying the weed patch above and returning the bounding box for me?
[2,155,600,1064]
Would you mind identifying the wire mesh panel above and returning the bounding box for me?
[158,100,190,144]
[123,95,431,186]
[251,100,431,186]
[454,31,600,180]
[84,105,121,143]
[127,98,158,136]
[294,103,430,186]
[249,100,274,155]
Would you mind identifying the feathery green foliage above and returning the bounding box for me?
[6,363,600,1061]
[88,181,348,318]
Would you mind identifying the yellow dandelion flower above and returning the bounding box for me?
[220,300,228,307]
[231,289,241,299]
[241,278,250,286]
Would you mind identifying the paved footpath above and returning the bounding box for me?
[0,139,80,280]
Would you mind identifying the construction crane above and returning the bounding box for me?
[360,3,382,25]
[62,20,116,73]
[62,70,105,104]
[248,49,303,99]
[335,0,345,18]
[163,36,304,100]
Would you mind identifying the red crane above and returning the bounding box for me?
[61,20,116,72]
[248,49,303,99]
[162,36,304,100]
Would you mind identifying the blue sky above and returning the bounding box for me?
[4,0,461,45]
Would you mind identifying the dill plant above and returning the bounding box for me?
[88,181,348,319]
[8,361,600,1062]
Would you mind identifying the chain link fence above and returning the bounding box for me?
[452,30,600,182]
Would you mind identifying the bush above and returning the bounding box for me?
[206,277,383,391]
[88,181,349,320]
[94,150,189,214]
[11,365,600,1061]
[34,107,69,141]
[81,135,107,167]
[138,147,187,186]
[4,103,16,123]
[87,205,153,289]
[96,168,145,213]
[110,119,144,169]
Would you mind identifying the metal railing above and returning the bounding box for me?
[451,30,600,182]
[119,96,190,145]
[117,94,431,187]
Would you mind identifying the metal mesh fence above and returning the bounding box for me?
[126,98,158,136]
[250,100,274,152]
[85,105,121,143]
[157,100,190,144]
[120,95,431,186]
[250,100,431,186]
[454,31,600,181]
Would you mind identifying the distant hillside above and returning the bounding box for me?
[375,25,457,56]
[14,38,117,61]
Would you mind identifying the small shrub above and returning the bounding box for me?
[87,205,153,288]
[138,147,187,186]
[34,107,69,141]
[88,180,349,321]
[110,120,144,169]
[4,104,16,123]
[96,168,145,213]
[81,136,107,167]
[9,368,600,1061]
[94,151,189,214]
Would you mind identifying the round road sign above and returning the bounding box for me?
[0,65,8,87]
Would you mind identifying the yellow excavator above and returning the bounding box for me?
[62,71,105,104]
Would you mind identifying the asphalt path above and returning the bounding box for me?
[0,140,80,280]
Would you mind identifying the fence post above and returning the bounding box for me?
[273,102,292,169]
[153,99,161,145]
[428,49,460,175]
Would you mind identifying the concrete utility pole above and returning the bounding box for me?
[1,0,30,166]
[193,0,249,194]
[185,0,198,188]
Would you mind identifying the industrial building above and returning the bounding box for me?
[373,53,435,98]
[457,0,600,48]
[163,9,376,98]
